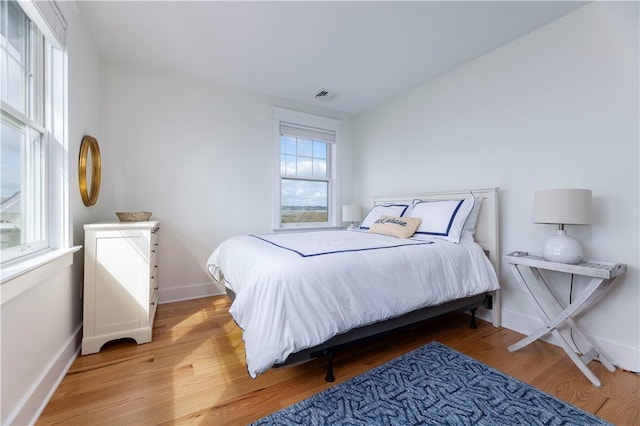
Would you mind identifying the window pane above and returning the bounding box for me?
[281,179,328,224]
[297,138,312,157]
[284,154,296,176]
[1,0,29,114]
[281,136,296,155]
[6,1,27,57]
[313,159,326,178]
[1,118,25,249]
[0,117,45,255]
[313,141,327,159]
[296,157,312,177]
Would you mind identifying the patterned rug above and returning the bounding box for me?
[252,342,610,425]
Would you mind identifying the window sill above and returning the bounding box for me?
[1,246,82,305]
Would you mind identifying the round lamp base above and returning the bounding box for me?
[542,230,583,264]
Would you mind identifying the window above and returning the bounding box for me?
[274,108,341,229]
[1,0,66,264]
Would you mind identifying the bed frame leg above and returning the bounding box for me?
[324,350,335,382]
[470,308,478,329]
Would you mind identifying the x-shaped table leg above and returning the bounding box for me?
[507,263,616,387]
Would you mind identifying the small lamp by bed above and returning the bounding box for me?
[534,188,592,264]
[342,204,362,230]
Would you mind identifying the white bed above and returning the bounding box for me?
[207,188,501,379]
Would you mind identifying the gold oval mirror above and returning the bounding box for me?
[79,135,101,206]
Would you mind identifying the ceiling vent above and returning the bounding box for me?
[313,89,339,102]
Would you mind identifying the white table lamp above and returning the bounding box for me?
[342,204,362,230]
[534,189,592,264]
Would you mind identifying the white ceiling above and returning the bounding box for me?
[77,1,586,115]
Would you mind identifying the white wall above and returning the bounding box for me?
[99,65,354,301]
[0,5,105,424]
[3,4,635,423]
[2,20,355,422]
[353,2,639,371]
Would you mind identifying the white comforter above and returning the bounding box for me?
[207,230,499,378]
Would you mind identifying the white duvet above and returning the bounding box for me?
[207,230,499,378]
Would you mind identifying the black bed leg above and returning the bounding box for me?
[325,350,335,382]
[470,308,478,329]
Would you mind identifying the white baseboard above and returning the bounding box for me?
[158,282,224,304]
[478,308,640,373]
[7,324,82,426]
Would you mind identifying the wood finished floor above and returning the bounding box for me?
[38,295,639,425]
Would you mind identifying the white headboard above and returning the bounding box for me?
[371,187,501,326]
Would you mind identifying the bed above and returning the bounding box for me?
[207,188,501,380]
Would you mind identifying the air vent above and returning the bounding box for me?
[313,89,339,102]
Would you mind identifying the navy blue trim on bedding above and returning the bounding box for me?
[359,204,409,230]
[250,234,432,257]
[414,199,464,237]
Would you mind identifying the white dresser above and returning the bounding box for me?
[82,220,160,355]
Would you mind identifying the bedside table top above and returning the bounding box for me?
[505,252,626,280]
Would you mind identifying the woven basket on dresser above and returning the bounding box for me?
[116,211,152,222]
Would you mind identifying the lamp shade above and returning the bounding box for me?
[342,204,362,223]
[534,189,592,264]
[533,189,592,225]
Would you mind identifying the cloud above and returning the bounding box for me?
[281,179,327,207]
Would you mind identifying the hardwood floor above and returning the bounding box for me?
[37,296,639,425]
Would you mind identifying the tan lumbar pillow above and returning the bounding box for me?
[368,215,422,239]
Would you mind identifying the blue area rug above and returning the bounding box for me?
[252,342,610,425]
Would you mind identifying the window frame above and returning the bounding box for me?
[1,0,67,266]
[273,107,341,231]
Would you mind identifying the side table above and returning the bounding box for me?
[505,252,626,387]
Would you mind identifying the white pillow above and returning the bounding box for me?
[410,197,475,243]
[360,204,409,229]
[463,198,482,236]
